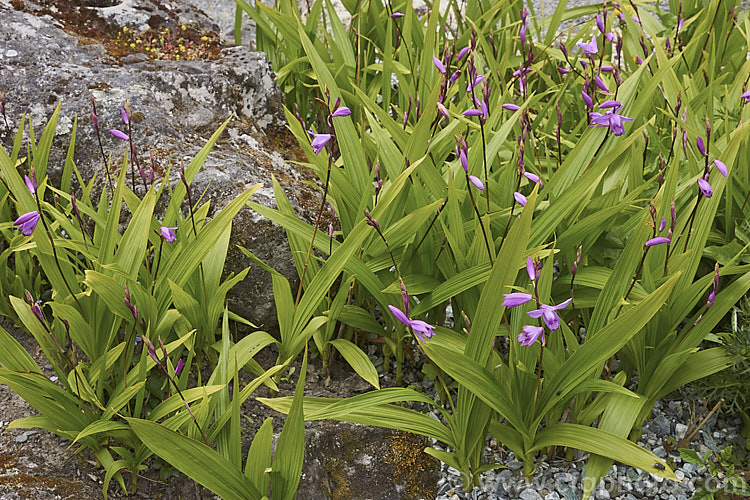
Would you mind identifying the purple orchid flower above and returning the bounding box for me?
[577,37,598,55]
[432,56,446,74]
[390,12,404,18]
[159,226,177,242]
[696,136,706,156]
[175,358,185,376]
[594,75,610,93]
[388,305,435,342]
[526,257,536,281]
[590,109,634,136]
[311,133,332,154]
[502,292,533,307]
[14,211,40,236]
[517,325,545,346]
[527,298,572,331]
[469,175,484,191]
[697,178,713,198]
[109,129,129,141]
[514,191,527,207]
[741,90,750,104]
[581,91,594,108]
[462,108,483,117]
[645,236,671,247]
[713,159,728,178]
[502,103,520,111]
[24,174,36,195]
[331,106,351,118]
[523,171,541,185]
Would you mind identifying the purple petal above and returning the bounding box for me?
[526,257,535,281]
[311,133,332,154]
[160,226,177,243]
[527,309,544,320]
[388,305,410,326]
[502,103,520,111]
[696,136,705,156]
[410,320,435,339]
[462,109,483,117]
[514,191,527,207]
[457,47,470,61]
[437,102,449,118]
[432,56,446,74]
[175,359,185,376]
[523,172,541,185]
[549,298,572,311]
[121,107,129,125]
[599,100,621,109]
[459,149,468,172]
[645,236,671,247]
[24,175,36,194]
[697,178,713,198]
[600,65,614,72]
[542,308,561,330]
[659,217,667,232]
[503,292,533,308]
[594,75,609,93]
[469,175,484,191]
[331,106,351,117]
[517,325,545,346]
[713,159,728,178]
[557,67,570,75]
[14,211,40,236]
[596,14,605,33]
[390,12,404,18]
[109,129,130,141]
[581,91,593,108]
[520,24,527,46]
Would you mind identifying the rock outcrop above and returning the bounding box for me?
[0,0,317,329]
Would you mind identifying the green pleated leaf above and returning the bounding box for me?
[128,418,263,500]
[331,338,380,389]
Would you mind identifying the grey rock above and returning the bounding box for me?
[594,488,610,499]
[556,483,577,500]
[299,421,440,500]
[544,493,561,500]
[14,433,27,443]
[675,423,689,439]
[0,2,315,329]
[520,488,543,500]
[653,414,671,435]
[652,445,666,458]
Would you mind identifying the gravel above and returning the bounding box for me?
[433,393,746,500]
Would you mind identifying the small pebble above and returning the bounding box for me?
[675,423,689,439]
[519,488,542,500]
[5,49,18,57]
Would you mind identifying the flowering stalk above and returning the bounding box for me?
[89,94,114,197]
[144,337,209,445]
[456,135,493,265]
[28,168,87,319]
[672,262,720,353]
[296,95,351,304]
[180,161,208,308]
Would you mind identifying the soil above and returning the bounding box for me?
[0,321,381,499]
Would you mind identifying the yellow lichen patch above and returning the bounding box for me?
[385,432,439,499]
[114,24,223,61]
